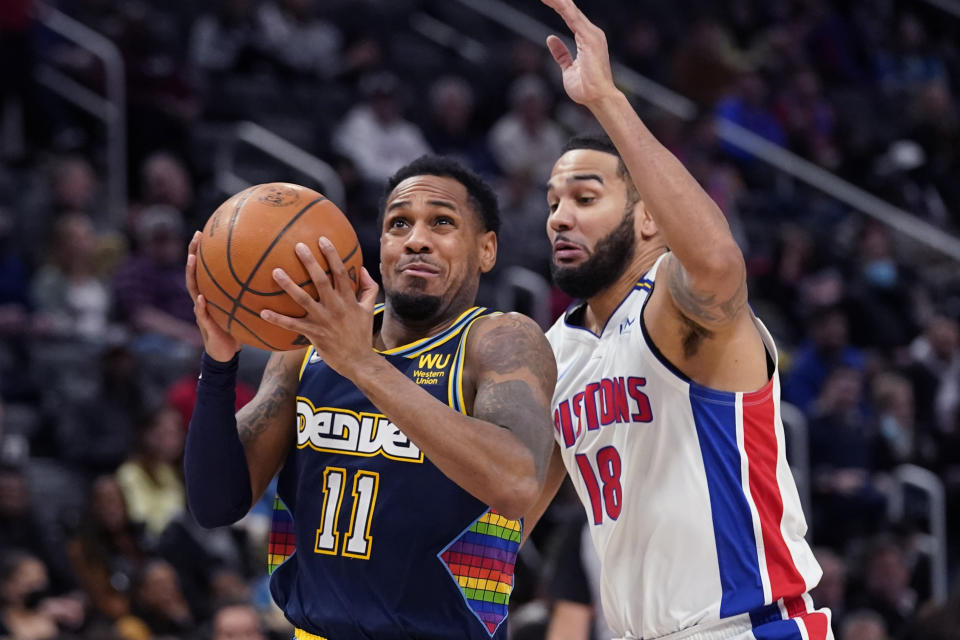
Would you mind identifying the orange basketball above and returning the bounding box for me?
[195,183,362,351]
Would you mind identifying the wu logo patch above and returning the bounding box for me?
[619,316,637,335]
[418,353,450,369]
[413,353,450,386]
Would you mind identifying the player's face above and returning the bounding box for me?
[380,175,496,323]
[546,149,638,298]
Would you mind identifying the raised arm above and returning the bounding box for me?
[183,232,298,527]
[542,0,747,332]
[260,240,557,520]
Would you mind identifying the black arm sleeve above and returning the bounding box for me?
[183,352,253,528]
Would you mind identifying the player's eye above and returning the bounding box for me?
[548,202,559,212]
[577,196,596,206]
[387,217,409,230]
[434,216,454,226]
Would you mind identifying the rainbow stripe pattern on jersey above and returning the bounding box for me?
[268,495,296,575]
[439,510,521,635]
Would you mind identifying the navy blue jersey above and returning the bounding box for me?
[268,305,521,640]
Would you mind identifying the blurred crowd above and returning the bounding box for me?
[0,0,959,639]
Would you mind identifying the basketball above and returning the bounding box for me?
[195,183,362,351]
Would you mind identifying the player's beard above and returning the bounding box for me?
[550,209,636,300]
[388,289,443,322]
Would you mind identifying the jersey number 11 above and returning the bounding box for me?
[314,467,380,559]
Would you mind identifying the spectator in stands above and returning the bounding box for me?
[258,0,343,80]
[0,549,85,640]
[846,223,917,349]
[67,475,149,623]
[134,152,197,231]
[901,81,958,226]
[617,18,667,85]
[714,71,787,164]
[905,584,960,640]
[211,601,266,640]
[55,342,147,477]
[841,610,889,640]
[773,68,839,169]
[332,71,431,185]
[783,303,865,415]
[872,371,936,470]
[670,18,745,107]
[492,168,552,277]
[752,224,819,343]
[850,537,918,638]
[488,74,565,185]
[188,0,270,76]
[50,155,99,220]
[116,405,186,539]
[808,366,886,547]
[129,559,194,638]
[906,313,959,434]
[31,213,112,344]
[112,204,199,354]
[0,465,52,578]
[425,76,498,177]
[874,13,948,99]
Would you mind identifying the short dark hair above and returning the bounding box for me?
[562,134,640,207]
[380,155,500,235]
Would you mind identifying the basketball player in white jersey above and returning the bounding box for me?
[526,1,834,639]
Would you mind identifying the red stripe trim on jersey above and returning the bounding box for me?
[741,384,806,602]
[798,611,830,640]
[784,596,806,619]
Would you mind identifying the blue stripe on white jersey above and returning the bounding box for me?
[689,385,766,618]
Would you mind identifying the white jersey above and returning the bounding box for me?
[545,255,831,640]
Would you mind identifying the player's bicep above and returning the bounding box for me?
[236,349,302,501]
[658,251,748,332]
[469,313,557,483]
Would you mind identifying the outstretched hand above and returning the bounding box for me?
[260,237,379,378]
[541,0,619,107]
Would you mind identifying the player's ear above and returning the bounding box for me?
[637,200,658,240]
[477,230,497,274]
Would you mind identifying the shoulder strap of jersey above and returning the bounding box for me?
[447,308,502,414]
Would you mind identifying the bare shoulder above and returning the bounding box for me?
[656,251,748,335]
[647,254,768,388]
[467,312,557,385]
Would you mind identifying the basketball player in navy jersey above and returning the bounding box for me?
[526,1,833,640]
[183,156,556,640]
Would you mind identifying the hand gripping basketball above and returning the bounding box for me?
[260,237,380,378]
[192,183,364,351]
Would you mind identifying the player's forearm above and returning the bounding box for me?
[589,92,744,277]
[184,352,253,528]
[521,444,566,545]
[350,356,542,519]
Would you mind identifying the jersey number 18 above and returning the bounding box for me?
[576,446,622,525]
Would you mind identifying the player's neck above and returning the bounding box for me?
[376,304,474,351]
[583,245,665,334]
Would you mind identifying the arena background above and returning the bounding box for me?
[0,0,958,638]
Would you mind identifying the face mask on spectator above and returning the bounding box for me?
[864,259,898,288]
